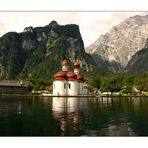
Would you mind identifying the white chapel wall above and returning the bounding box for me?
[67,81,78,95]
[53,80,67,95]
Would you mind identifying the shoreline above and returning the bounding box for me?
[97,94,148,97]
[0,93,148,97]
[39,94,95,97]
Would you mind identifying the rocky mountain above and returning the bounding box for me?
[0,21,100,80]
[86,15,148,72]
[124,39,148,73]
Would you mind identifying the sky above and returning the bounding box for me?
[0,11,148,47]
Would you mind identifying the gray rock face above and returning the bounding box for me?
[124,47,148,73]
[86,15,148,72]
[22,39,34,50]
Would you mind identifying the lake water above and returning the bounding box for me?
[0,95,148,136]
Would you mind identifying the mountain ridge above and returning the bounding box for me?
[86,15,148,72]
[0,21,102,80]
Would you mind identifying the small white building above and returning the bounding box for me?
[53,59,88,96]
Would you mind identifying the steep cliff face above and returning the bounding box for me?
[86,15,148,72]
[0,21,97,80]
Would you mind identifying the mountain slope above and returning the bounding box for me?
[86,15,148,72]
[0,21,100,80]
[124,48,148,73]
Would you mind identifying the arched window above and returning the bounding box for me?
[68,83,71,89]
[64,83,66,89]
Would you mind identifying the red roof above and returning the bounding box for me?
[62,59,68,66]
[54,70,86,81]
[77,74,85,82]
[54,59,86,82]
[54,71,67,80]
[74,61,80,68]
[54,71,77,81]
[67,71,77,80]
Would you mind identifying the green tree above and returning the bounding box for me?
[122,74,135,95]
[101,75,121,95]
[88,77,101,89]
[135,73,148,93]
[123,85,133,96]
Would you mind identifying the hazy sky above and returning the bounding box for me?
[0,11,147,47]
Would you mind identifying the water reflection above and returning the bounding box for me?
[97,122,135,136]
[83,97,138,136]
[51,96,148,136]
[0,95,32,117]
[0,96,148,136]
[129,97,143,108]
[98,97,113,107]
[17,101,22,114]
[52,97,87,136]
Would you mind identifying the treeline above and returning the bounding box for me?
[28,72,148,95]
[88,72,148,95]
[28,78,53,92]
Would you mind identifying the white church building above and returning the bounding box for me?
[53,59,88,96]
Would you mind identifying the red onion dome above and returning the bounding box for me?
[67,71,77,80]
[74,61,80,68]
[62,59,68,66]
[54,71,67,80]
[77,74,84,82]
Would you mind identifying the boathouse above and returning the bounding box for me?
[0,80,29,94]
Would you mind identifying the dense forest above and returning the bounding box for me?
[88,72,148,95]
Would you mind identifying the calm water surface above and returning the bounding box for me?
[0,95,148,136]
